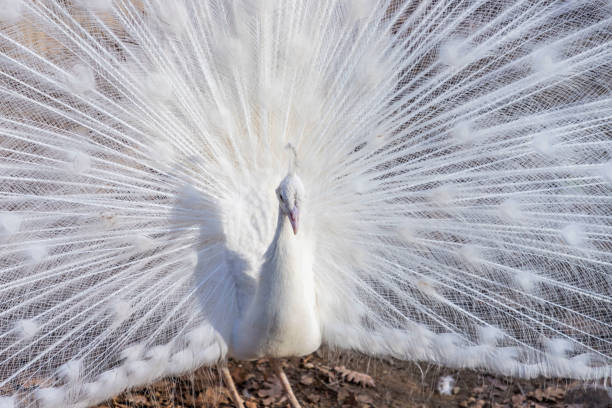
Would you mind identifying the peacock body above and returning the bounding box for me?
[0,0,611,407]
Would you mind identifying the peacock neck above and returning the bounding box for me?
[269,207,295,257]
[257,206,302,290]
[230,204,321,359]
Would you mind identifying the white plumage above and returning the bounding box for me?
[0,0,611,407]
[232,173,322,360]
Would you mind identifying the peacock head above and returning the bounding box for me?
[276,173,304,235]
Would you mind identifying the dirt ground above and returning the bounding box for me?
[94,350,611,408]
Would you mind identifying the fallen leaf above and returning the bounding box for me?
[543,386,565,401]
[316,364,335,382]
[337,388,351,403]
[317,364,333,376]
[340,391,358,406]
[196,387,230,406]
[124,394,148,405]
[356,393,373,404]
[306,393,320,403]
[300,374,314,385]
[258,377,286,406]
[335,366,375,388]
[529,388,544,401]
[230,365,251,384]
[511,393,525,407]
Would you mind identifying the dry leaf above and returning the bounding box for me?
[317,364,333,376]
[258,377,286,406]
[337,388,351,403]
[529,388,544,401]
[335,366,375,388]
[356,393,373,404]
[300,374,314,385]
[196,387,230,406]
[543,386,565,400]
[230,365,250,384]
[339,390,358,406]
[511,393,525,407]
[306,393,320,403]
[316,364,335,382]
[124,394,148,405]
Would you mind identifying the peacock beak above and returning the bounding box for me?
[288,207,299,235]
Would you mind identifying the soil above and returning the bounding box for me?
[94,350,611,408]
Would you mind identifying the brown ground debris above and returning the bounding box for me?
[95,351,611,408]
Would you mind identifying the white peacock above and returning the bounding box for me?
[0,1,610,407]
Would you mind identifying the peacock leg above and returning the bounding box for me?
[271,359,301,408]
[219,365,245,408]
